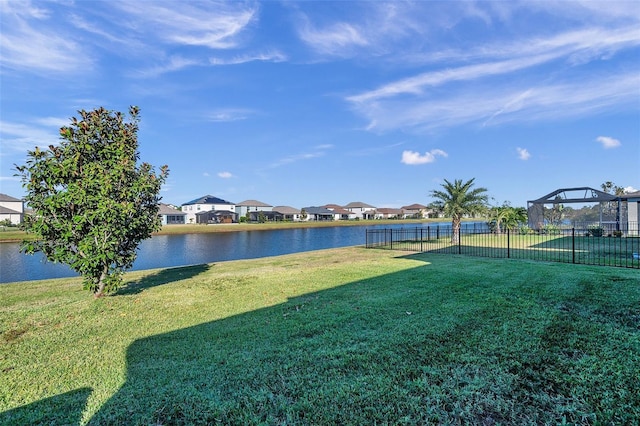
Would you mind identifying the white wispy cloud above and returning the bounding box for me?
[112,1,257,49]
[218,171,233,179]
[298,20,368,56]
[516,147,531,160]
[0,120,60,153]
[207,108,255,123]
[268,145,333,169]
[596,136,621,149]
[350,71,639,132]
[0,2,92,74]
[401,149,447,165]
[209,51,287,66]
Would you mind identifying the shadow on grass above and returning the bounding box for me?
[88,256,639,424]
[0,387,92,426]
[115,263,212,296]
[6,256,639,424]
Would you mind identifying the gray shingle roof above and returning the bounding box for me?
[272,206,300,214]
[0,193,22,202]
[182,195,234,206]
[237,199,272,207]
[158,203,186,215]
[344,201,375,209]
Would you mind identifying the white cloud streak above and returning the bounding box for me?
[0,2,92,73]
[596,136,621,149]
[516,148,531,160]
[0,120,60,154]
[401,149,447,165]
[111,1,257,50]
[218,172,233,178]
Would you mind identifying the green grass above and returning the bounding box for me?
[1,247,639,425]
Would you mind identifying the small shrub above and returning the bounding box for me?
[518,225,532,235]
[541,224,561,235]
[587,225,604,237]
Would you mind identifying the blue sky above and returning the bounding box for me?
[1,1,639,209]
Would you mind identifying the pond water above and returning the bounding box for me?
[0,222,473,283]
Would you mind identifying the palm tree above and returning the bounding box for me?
[430,178,489,244]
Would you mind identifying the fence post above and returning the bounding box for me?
[458,225,462,254]
[389,228,393,250]
[420,228,423,252]
[507,228,510,258]
[572,228,575,264]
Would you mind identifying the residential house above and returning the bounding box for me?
[301,206,335,221]
[621,190,640,236]
[181,195,236,224]
[401,203,429,219]
[248,210,282,222]
[373,208,404,219]
[0,193,24,225]
[324,204,357,220]
[195,210,238,224]
[343,201,376,220]
[272,206,301,221]
[236,200,272,219]
[158,203,186,225]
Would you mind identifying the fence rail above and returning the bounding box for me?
[365,223,640,269]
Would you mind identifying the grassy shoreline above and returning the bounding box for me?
[1,247,639,424]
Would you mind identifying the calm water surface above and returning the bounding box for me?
[0,222,464,283]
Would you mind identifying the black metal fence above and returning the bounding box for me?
[365,223,640,269]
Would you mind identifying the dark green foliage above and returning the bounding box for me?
[15,106,168,296]
[429,178,489,243]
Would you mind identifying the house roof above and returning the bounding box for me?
[182,195,234,206]
[0,193,22,202]
[0,206,21,214]
[237,199,272,207]
[376,208,404,215]
[323,205,352,215]
[620,191,640,200]
[158,203,186,215]
[272,206,300,214]
[344,201,375,209]
[401,203,427,210]
[302,206,335,215]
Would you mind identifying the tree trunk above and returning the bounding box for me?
[94,266,109,298]
[451,217,461,244]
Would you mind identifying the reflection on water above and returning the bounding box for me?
[0,222,467,283]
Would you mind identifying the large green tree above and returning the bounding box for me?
[429,178,489,244]
[16,106,168,297]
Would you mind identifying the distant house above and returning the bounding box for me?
[0,193,24,225]
[181,195,236,224]
[158,203,186,225]
[343,201,376,220]
[374,208,404,219]
[301,206,335,221]
[621,190,640,236]
[195,210,238,224]
[236,199,273,218]
[272,206,301,221]
[324,204,357,220]
[401,203,429,219]
[248,210,282,222]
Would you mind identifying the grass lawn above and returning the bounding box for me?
[1,247,639,425]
